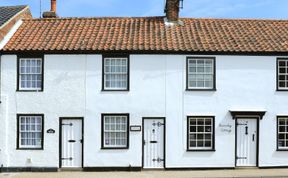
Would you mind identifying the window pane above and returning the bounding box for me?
[279,75,285,80]
[279,61,286,67]
[197,140,204,147]
[197,119,204,125]
[190,126,196,132]
[280,68,286,73]
[205,141,211,147]
[190,141,196,147]
[198,126,204,132]
[280,126,285,132]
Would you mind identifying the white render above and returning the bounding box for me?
[0,54,288,169]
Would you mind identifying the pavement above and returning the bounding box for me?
[1,168,288,178]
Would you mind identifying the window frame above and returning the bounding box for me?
[102,55,130,91]
[276,58,288,91]
[101,113,130,149]
[187,116,215,151]
[17,55,44,92]
[16,114,44,150]
[277,116,288,151]
[186,57,216,91]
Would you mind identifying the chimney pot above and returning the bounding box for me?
[165,0,180,22]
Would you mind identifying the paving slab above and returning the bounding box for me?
[1,169,288,178]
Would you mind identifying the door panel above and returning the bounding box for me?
[236,118,257,167]
[143,118,165,169]
[61,119,82,168]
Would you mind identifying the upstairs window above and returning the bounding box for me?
[17,114,44,149]
[102,114,129,149]
[187,116,215,151]
[187,57,215,90]
[103,57,129,91]
[18,58,43,91]
[277,58,288,90]
[277,116,288,150]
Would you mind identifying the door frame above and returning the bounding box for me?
[59,117,84,168]
[235,116,260,167]
[142,117,166,169]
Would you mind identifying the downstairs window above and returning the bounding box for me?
[17,114,44,149]
[187,116,215,151]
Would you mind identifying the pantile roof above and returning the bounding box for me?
[3,16,288,54]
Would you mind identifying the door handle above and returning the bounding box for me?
[245,126,248,135]
[68,140,76,143]
[252,134,255,141]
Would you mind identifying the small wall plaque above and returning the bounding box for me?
[47,129,55,134]
[130,125,141,132]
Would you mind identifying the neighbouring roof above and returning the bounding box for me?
[3,16,288,54]
[0,5,28,27]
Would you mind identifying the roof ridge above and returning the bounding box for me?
[22,16,288,22]
[0,5,28,8]
[23,16,165,21]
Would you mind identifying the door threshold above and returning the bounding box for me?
[60,168,83,171]
[142,168,165,171]
[236,167,259,169]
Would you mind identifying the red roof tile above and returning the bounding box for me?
[3,16,288,54]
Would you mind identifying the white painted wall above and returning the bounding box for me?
[0,55,86,167]
[0,54,288,168]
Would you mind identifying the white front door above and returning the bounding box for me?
[236,118,257,167]
[143,118,165,169]
[61,119,83,168]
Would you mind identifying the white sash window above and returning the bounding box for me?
[19,58,43,91]
[18,115,43,149]
[188,116,214,150]
[278,58,288,90]
[103,57,128,90]
[187,58,215,90]
[278,117,288,150]
[102,114,129,148]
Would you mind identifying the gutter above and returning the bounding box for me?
[2,49,288,57]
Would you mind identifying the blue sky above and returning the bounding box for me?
[2,0,288,19]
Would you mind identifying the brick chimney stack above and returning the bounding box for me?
[51,0,56,12]
[43,0,57,18]
[165,0,180,22]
